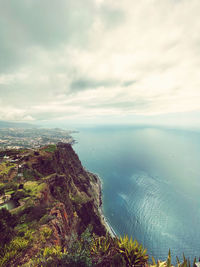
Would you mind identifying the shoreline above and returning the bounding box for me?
[84,167,117,238]
[95,173,117,238]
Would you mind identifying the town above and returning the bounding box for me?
[0,127,75,150]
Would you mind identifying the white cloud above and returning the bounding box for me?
[0,0,200,125]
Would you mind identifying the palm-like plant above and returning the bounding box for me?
[117,235,148,266]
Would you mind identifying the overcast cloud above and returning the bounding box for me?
[0,0,200,125]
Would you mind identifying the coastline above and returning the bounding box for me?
[94,173,117,238]
[83,166,117,238]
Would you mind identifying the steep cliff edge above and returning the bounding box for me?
[0,143,108,266]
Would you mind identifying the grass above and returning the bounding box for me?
[69,192,91,205]
[42,144,57,153]
[0,162,17,176]
[5,190,15,195]
[0,230,34,267]
[18,149,29,154]
[11,182,47,215]
[40,226,52,243]
[24,181,47,198]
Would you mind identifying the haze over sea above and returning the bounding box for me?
[73,125,200,262]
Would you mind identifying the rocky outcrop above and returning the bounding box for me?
[49,202,70,246]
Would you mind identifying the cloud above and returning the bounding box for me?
[0,0,200,125]
[70,78,119,92]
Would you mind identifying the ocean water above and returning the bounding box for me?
[73,126,200,262]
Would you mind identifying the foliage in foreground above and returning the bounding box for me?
[26,230,199,267]
[29,230,148,267]
[29,233,199,267]
[0,209,199,267]
[151,249,197,267]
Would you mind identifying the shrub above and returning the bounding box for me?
[0,208,18,247]
[0,162,17,176]
[151,250,197,267]
[91,235,111,256]
[11,189,28,202]
[40,226,52,243]
[0,229,34,266]
[43,246,62,259]
[30,245,64,267]
[19,205,47,222]
[64,229,93,267]
[116,235,148,266]
[23,169,35,180]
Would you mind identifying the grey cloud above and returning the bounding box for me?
[32,111,79,121]
[70,78,137,92]
[0,0,95,72]
[99,5,125,29]
[70,78,119,92]
[0,0,125,73]
[0,81,53,108]
[86,99,152,111]
[0,0,200,122]
[122,80,137,87]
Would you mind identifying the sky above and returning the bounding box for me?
[0,0,200,127]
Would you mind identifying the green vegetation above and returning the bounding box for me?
[40,226,53,243]
[90,234,148,266]
[69,191,91,205]
[42,144,57,153]
[30,245,64,266]
[31,228,93,267]
[0,229,34,266]
[66,228,93,267]
[91,235,111,256]
[150,250,197,267]
[0,208,17,247]
[22,168,35,180]
[24,181,46,196]
[0,181,18,196]
[0,161,16,177]
[117,235,148,266]
[0,209,34,266]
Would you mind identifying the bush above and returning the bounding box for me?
[0,208,18,247]
[63,228,93,267]
[40,226,52,243]
[116,235,148,266]
[23,169,35,180]
[11,189,28,202]
[19,205,47,222]
[0,230,34,266]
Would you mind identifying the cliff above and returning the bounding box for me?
[0,143,109,266]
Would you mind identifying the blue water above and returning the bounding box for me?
[72,125,200,262]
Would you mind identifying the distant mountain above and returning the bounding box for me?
[0,120,38,128]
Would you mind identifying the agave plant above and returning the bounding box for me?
[91,235,111,256]
[151,250,197,267]
[116,235,148,266]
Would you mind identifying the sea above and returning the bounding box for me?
[72,125,200,263]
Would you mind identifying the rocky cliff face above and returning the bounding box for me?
[0,143,107,265]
